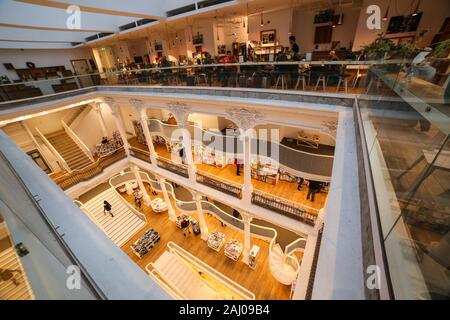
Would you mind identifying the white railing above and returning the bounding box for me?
[138,170,303,286]
[145,265,186,300]
[73,200,105,232]
[61,120,94,162]
[108,173,147,222]
[167,241,255,300]
[35,127,71,173]
[285,237,307,256]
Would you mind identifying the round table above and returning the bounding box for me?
[151,198,168,213]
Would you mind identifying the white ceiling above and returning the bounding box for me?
[0,0,361,49]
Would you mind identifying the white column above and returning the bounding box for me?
[225,108,264,204]
[242,213,253,265]
[167,103,196,182]
[93,102,108,137]
[132,165,151,206]
[105,98,130,156]
[192,191,209,240]
[131,100,158,164]
[242,131,254,203]
[158,176,177,221]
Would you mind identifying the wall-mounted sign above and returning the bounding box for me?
[387,13,423,34]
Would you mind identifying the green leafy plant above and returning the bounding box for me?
[361,33,395,60]
[433,39,450,58]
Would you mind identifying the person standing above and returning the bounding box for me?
[178,145,185,164]
[103,200,114,217]
[234,158,240,176]
[297,177,304,191]
[289,35,300,58]
[307,180,322,202]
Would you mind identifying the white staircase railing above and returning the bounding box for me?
[109,170,304,286]
[167,241,255,300]
[108,174,147,222]
[73,200,105,232]
[35,127,71,173]
[61,120,94,162]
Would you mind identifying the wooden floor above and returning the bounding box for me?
[129,138,327,212]
[119,182,295,300]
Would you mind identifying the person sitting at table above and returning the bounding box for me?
[222,51,238,87]
[202,52,214,86]
[274,47,294,88]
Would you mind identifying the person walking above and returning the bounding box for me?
[103,200,114,217]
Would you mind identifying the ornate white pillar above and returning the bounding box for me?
[132,165,151,206]
[315,208,325,233]
[225,108,264,204]
[92,102,109,137]
[157,176,177,221]
[192,191,209,240]
[104,97,130,156]
[167,102,196,182]
[241,213,253,265]
[130,98,158,164]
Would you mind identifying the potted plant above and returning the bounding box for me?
[361,33,395,60]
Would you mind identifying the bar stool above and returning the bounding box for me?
[314,75,326,91]
[194,73,208,86]
[294,74,307,91]
[275,74,288,90]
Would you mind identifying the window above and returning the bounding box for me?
[314,26,333,44]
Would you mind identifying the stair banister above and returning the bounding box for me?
[61,120,94,162]
[35,127,72,173]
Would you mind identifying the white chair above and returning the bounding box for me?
[275,74,288,90]
[314,75,326,91]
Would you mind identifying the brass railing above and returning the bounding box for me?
[156,157,189,178]
[196,171,242,199]
[251,190,317,225]
[53,148,126,190]
[129,146,152,164]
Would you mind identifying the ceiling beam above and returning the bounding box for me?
[0,2,137,32]
[17,0,166,20]
[0,27,93,43]
[0,40,77,49]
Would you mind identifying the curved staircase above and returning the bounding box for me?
[80,188,146,246]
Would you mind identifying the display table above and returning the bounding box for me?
[207,231,225,252]
[297,131,319,149]
[117,180,138,194]
[249,245,260,270]
[150,198,167,213]
[224,239,243,261]
[176,214,190,228]
[130,229,160,258]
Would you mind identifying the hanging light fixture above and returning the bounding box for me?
[383,0,391,21]
[260,9,264,27]
[412,0,420,16]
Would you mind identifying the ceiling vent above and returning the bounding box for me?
[197,0,233,10]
